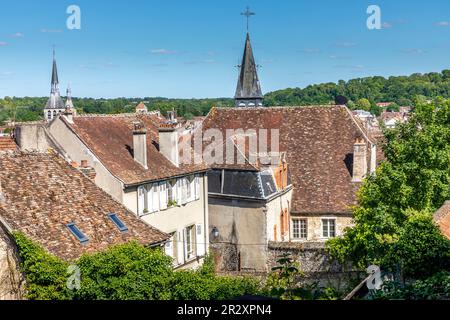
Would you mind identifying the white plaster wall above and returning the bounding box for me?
[265,188,293,242]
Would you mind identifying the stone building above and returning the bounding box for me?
[0,151,170,299]
[202,106,377,272]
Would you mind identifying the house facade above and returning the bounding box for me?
[202,106,377,272]
[15,111,210,269]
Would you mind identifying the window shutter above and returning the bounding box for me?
[164,237,173,259]
[176,231,184,265]
[189,176,195,201]
[183,228,188,263]
[176,179,182,205]
[137,186,146,216]
[196,224,205,257]
[152,183,159,212]
[181,178,187,205]
[147,184,154,213]
[159,182,167,210]
[194,175,200,200]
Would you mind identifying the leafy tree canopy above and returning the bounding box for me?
[327,99,450,278]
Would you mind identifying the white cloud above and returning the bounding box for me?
[299,48,321,54]
[401,48,425,55]
[382,22,393,29]
[0,42,8,46]
[40,28,63,33]
[334,42,357,48]
[9,32,24,38]
[435,21,450,27]
[150,48,178,55]
[0,71,14,76]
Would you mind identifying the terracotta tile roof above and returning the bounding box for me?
[0,137,17,151]
[202,106,371,214]
[434,201,450,240]
[0,151,169,261]
[61,114,207,186]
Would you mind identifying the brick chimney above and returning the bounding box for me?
[158,124,179,167]
[352,137,367,182]
[78,160,97,181]
[133,122,148,169]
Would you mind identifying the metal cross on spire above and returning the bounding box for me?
[241,6,255,32]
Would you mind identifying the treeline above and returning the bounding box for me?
[3,70,450,124]
[264,70,450,107]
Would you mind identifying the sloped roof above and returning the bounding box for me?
[0,137,17,151]
[434,201,450,240]
[202,106,371,214]
[61,114,207,186]
[0,151,169,261]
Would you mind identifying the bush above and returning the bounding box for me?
[13,235,262,300]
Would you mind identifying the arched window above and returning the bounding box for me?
[53,110,57,117]
[47,110,52,120]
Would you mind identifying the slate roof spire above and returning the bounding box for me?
[51,48,59,94]
[234,32,263,107]
[45,49,65,113]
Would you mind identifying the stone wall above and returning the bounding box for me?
[0,225,25,300]
[268,241,363,291]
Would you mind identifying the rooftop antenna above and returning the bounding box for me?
[241,6,255,32]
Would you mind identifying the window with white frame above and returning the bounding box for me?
[194,175,200,200]
[184,225,195,260]
[167,180,176,205]
[292,219,307,240]
[322,219,336,238]
[147,183,159,213]
[137,185,147,216]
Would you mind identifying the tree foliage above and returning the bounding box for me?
[13,235,260,300]
[5,70,450,125]
[327,100,450,278]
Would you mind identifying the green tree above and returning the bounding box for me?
[355,98,371,111]
[327,100,450,278]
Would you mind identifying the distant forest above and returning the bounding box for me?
[2,70,450,125]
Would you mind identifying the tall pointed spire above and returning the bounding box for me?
[65,83,75,111]
[51,48,59,94]
[44,48,65,121]
[234,32,263,107]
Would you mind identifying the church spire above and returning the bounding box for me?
[44,48,65,121]
[65,83,75,111]
[235,7,263,108]
[51,48,60,94]
[234,32,263,107]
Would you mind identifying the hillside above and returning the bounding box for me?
[2,70,450,124]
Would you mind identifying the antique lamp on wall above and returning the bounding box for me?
[212,226,219,239]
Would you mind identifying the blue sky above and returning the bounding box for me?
[1,0,450,98]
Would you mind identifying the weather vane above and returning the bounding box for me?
[241,6,255,32]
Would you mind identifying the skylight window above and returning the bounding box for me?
[66,223,89,243]
[108,213,128,232]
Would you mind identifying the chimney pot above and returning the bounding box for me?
[352,137,367,182]
[132,122,148,169]
[158,125,179,167]
[81,160,88,168]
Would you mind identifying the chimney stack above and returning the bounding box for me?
[158,124,179,167]
[133,122,148,169]
[78,160,97,181]
[352,137,367,182]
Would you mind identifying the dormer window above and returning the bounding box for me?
[108,213,128,232]
[66,223,89,243]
